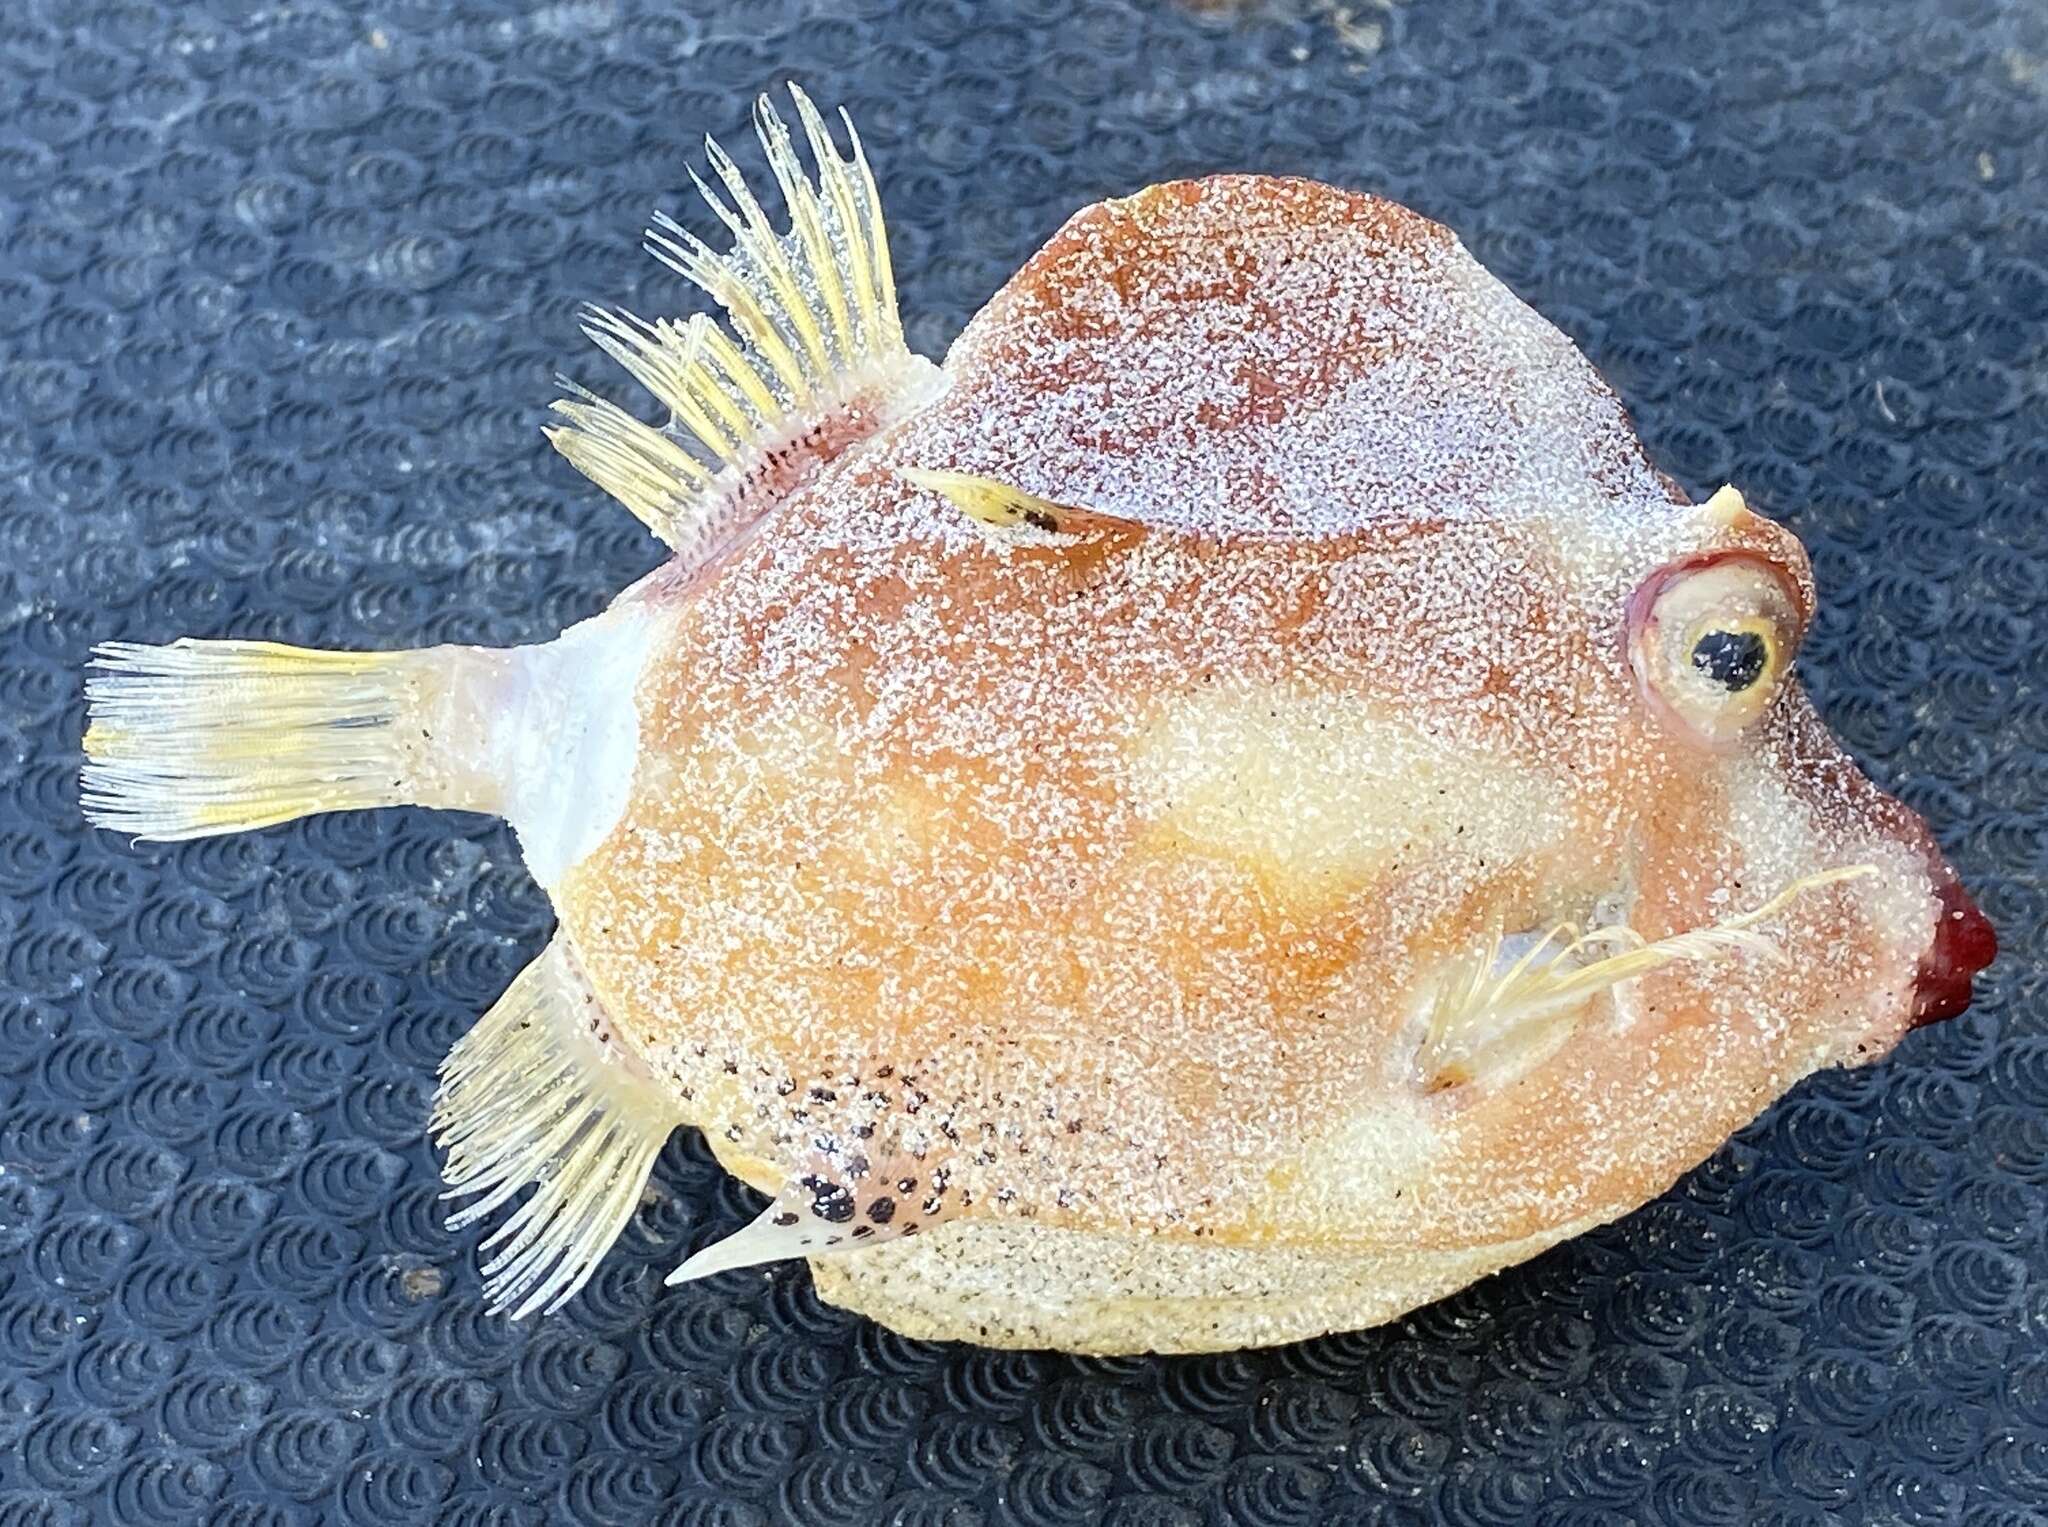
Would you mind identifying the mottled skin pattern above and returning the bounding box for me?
[560,178,1975,1349]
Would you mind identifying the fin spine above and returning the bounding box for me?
[900,468,1149,540]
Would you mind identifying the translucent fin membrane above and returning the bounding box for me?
[82,639,436,841]
[1418,866,1879,1090]
[546,85,915,555]
[434,938,684,1319]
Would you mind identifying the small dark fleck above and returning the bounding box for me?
[867,1196,896,1224]
[851,1225,873,1238]
[896,1177,917,1194]
[772,1211,799,1227]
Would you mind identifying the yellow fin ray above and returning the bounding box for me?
[82,639,457,841]
[551,87,925,557]
[435,938,685,1319]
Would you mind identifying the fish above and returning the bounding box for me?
[81,88,1996,1354]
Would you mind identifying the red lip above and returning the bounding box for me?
[1909,861,1997,1026]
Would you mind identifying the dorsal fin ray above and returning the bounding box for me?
[547,87,936,562]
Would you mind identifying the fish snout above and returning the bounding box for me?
[1910,846,1996,1026]
[1769,693,1995,1031]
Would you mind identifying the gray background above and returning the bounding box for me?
[1,0,2043,1521]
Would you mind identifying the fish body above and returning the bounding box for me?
[85,92,1994,1353]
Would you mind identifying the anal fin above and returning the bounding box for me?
[434,938,683,1318]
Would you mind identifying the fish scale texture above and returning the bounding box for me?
[0,0,2043,1521]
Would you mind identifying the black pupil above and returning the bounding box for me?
[1690,629,1769,693]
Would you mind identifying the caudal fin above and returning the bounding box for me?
[82,638,462,840]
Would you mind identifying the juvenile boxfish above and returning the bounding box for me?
[83,89,1995,1353]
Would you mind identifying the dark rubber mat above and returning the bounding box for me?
[3,0,2044,1521]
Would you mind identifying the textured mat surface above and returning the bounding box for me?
[3,0,2046,1521]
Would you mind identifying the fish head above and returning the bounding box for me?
[1611,497,1997,1043]
[914,173,1992,1108]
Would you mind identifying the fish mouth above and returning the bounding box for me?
[1909,851,1997,1026]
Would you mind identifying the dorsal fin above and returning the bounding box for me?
[546,87,936,560]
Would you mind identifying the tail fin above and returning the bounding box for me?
[82,638,459,840]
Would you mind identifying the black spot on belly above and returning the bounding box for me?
[866,1196,895,1225]
[802,1175,856,1223]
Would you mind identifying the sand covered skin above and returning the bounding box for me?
[84,92,1993,1352]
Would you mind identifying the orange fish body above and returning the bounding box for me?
[85,93,1993,1352]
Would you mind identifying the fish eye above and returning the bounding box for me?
[1627,553,1803,746]
[1690,624,1772,692]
